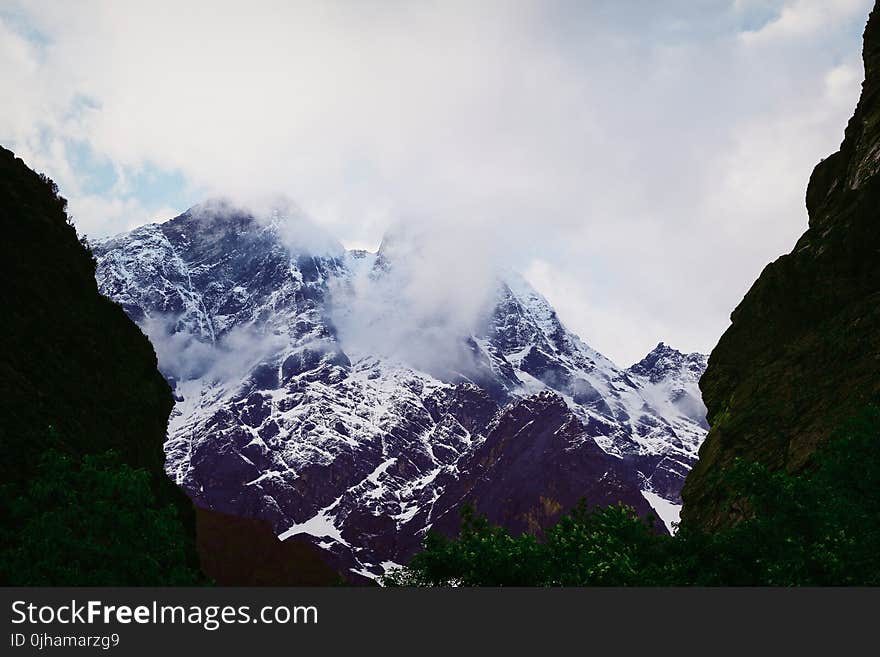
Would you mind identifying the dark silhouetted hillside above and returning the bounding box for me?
[682,2,880,529]
[0,145,201,584]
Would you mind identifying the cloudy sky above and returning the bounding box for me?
[0,0,872,365]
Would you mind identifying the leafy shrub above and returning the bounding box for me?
[0,449,205,586]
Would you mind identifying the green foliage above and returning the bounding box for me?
[671,405,880,586]
[388,407,880,586]
[543,503,669,586]
[385,503,668,587]
[0,449,205,586]
[386,506,545,586]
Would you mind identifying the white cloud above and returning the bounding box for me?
[0,0,872,365]
[329,216,507,374]
[523,258,676,368]
[740,0,868,44]
[70,195,178,239]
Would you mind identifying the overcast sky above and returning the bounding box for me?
[0,0,872,365]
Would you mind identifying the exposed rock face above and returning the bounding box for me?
[94,200,708,579]
[682,2,880,530]
[425,392,652,539]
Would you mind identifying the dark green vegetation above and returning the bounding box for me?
[388,407,880,586]
[0,146,202,584]
[683,2,880,529]
[0,449,202,585]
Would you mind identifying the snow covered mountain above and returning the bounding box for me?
[93,200,707,579]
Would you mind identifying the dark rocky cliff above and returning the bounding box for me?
[0,146,200,582]
[0,145,179,493]
[682,2,880,529]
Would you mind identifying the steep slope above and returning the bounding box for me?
[626,343,708,503]
[0,146,199,583]
[682,3,880,529]
[0,146,173,487]
[424,392,653,538]
[94,201,708,578]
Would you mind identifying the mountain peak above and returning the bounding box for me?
[169,197,345,257]
[94,210,710,577]
[627,343,707,384]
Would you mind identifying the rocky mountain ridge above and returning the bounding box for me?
[95,201,708,578]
